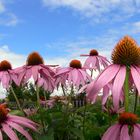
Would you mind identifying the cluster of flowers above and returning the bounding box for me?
[0,35,140,139]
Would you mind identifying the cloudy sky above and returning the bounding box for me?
[0,0,140,67]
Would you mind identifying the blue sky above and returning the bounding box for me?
[0,0,140,67]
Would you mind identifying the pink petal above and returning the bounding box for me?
[131,66,140,96]
[102,85,110,105]
[95,57,101,72]
[7,121,33,140]
[87,64,120,101]
[55,68,70,76]
[112,66,126,111]
[2,123,19,140]
[102,124,120,140]
[131,124,140,140]
[8,115,37,126]
[120,125,130,140]
[71,69,79,86]
[32,66,39,82]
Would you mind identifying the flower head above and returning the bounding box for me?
[87,36,140,110]
[26,51,44,66]
[102,112,140,140]
[89,49,98,56]
[119,112,138,125]
[0,104,38,140]
[0,60,19,88]
[55,59,91,88]
[112,36,140,65]
[80,49,110,71]
[0,60,12,71]
[69,59,82,69]
[16,51,55,92]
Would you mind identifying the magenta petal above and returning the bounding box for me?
[131,66,140,96]
[112,66,126,111]
[7,121,33,140]
[102,124,120,140]
[120,125,130,140]
[2,123,19,140]
[87,64,120,101]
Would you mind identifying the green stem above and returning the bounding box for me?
[61,84,66,96]
[83,104,87,136]
[124,67,129,112]
[134,89,138,113]
[36,86,40,107]
[10,86,23,112]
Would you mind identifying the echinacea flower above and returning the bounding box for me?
[0,104,38,140]
[80,49,110,72]
[0,60,19,89]
[55,59,92,88]
[102,112,140,140]
[87,36,140,110]
[15,52,55,92]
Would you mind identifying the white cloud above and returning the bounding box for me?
[0,45,26,68]
[0,13,19,26]
[0,0,5,13]
[42,0,140,22]
[0,0,19,26]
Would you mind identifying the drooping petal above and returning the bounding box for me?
[131,66,140,95]
[7,121,33,140]
[32,66,39,82]
[2,123,19,140]
[112,66,126,111]
[131,124,140,140]
[102,124,121,140]
[8,115,38,126]
[0,130,3,140]
[120,125,130,140]
[87,64,120,101]
[102,85,110,105]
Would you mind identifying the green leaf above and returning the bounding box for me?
[70,128,84,140]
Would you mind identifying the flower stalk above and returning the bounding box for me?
[10,86,23,112]
[124,66,129,112]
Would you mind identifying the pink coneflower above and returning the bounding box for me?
[80,49,110,72]
[0,60,19,89]
[102,112,140,140]
[16,52,55,92]
[0,104,38,140]
[87,36,140,110]
[55,59,92,88]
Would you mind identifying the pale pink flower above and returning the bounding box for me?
[55,60,92,88]
[23,108,37,116]
[0,104,38,140]
[102,112,140,140]
[0,60,19,89]
[15,52,55,92]
[87,36,140,110]
[80,49,110,71]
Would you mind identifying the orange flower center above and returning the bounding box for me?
[0,60,12,71]
[119,112,138,125]
[69,60,82,69]
[26,52,44,66]
[112,36,140,65]
[89,49,98,56]
[0,104,8,123]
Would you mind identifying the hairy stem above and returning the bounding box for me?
[124,67,129,112]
